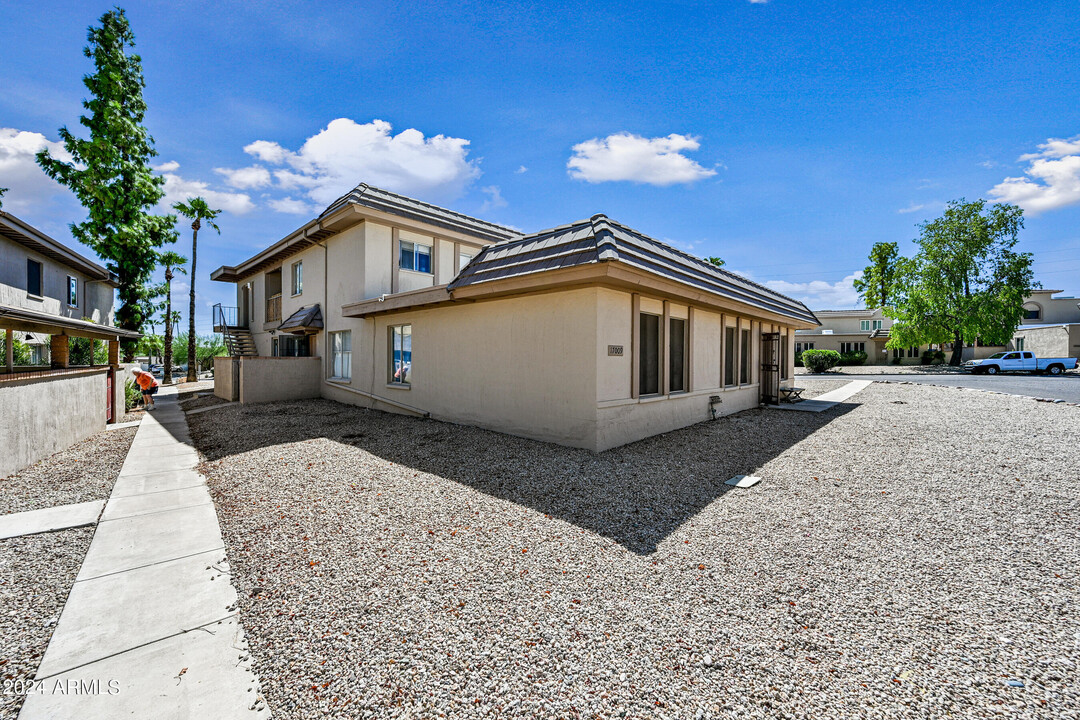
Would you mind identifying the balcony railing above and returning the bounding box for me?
[212,304,238,332]
[266,294,282,323]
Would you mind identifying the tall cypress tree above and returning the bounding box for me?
[37,8,176,360]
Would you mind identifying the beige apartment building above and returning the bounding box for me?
[1,211,139,477]
[211,184,818,451]
[797,288,1080,365]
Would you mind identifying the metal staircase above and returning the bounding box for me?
[213,304,258,358]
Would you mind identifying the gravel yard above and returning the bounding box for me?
[796,365,965,376]
[181,394,229,412]
[0,427,137,514]
[191,382,1079,719]
[0,528,94,720]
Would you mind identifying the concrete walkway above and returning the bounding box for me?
[769,380,874,413]
[20,393,266,718]
[0,500,105,540]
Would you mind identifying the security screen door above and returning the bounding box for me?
[760,332,780,405]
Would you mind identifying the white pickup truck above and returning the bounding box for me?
[964,351,1078,375]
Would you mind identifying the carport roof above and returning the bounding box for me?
[0,305,141,341]
[448,214,819,326]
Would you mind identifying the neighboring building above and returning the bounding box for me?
[211,184,818,452]
[1012,289,1080,359]
[0,211,140,478]
[798,289,1080,365]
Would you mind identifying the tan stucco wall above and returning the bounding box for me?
[1012,324,1080,359]
[239,356,322,404]
[0,237,115,325]
[0,369,107,478]
[214,356,239,401]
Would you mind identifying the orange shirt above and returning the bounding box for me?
[136,373,157,390]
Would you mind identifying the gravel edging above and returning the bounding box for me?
[181,395,228,412]
[0,528,95,720]
[191,386,1080,719]
[0,427,137,515]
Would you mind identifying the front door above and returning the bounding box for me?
[760,332,780,404]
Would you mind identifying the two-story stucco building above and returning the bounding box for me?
[0,211,139,477]
[211,184,818,452]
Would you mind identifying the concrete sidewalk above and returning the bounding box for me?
[20,394,267,718]
[0,500,105,540]
[769,380,874,413]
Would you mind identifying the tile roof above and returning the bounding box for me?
[278,304,324,333]
[448,214,819,326]
[320,183,520,243]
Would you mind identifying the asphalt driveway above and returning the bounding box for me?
[868,372,1080,402]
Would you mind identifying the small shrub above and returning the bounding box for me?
[801,349,841,373]
[124,379,141,411]
[922,349,946,365]
[838,350,868,366]
[890,356,903,365]
[931,350,946,365]
[795,350,804,368]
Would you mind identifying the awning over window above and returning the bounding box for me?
[278,304,323,334]
[0,305,141,341]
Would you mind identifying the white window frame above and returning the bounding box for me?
[329,330,352,381]
[458,251,474,273]
[389,324,412,385]
[860,320,870,331]
[67,276,78,307]
[291,260,303,296]
[399,241,433,274]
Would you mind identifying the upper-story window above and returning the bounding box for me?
[291,260,303,296]
[67,276,78,307]
[458,252,474,272]
[27,259,42,297]
[860,319,883,331]
[400,241,432,274]
[1022,304,1041,320]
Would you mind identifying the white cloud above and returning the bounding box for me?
[989,134,1080,214]
[153,160,180,172]
[268,196,315,215]
[749,0,769,3]
[898,202,927,214]
[214,165,272,189]
[515,165,528,174]
[479,185,506,212]
[159,164,255,215]
[0,128,73,212]
[243,140,290,164]
[746,271,863,310]
[243,118,481,207]
[567,132,717,185]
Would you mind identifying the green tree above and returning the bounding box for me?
[172,332,226,372]
[886,199,1036,366]
[0,187,7,210]
[706,256,725,268]
[853,241,899,309]
[173,198,221,382]
[36,9,176,361]
[158,250,187,384]
[0,334,33,365]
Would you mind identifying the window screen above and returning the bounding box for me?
[724,326,736,386]
[27,259,42,296]
[639,313,660,395]
[740,328,751,384]
[669,318,686,392]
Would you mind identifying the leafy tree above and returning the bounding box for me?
[36,9,176,361]
[886,199,1036,366]
[173,198,220,381]
[70,334,109,366]
[853,241,899,309]
[136,333,163,365]
[158,250,187,383]
[172,332,227,372]
[0,334,33,365]
[706,256,725,268]
[0,187,7,210]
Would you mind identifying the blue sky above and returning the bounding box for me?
[2,0,1080,334]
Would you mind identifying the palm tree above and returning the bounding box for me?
[158,250,187,384]
[173,197,221,382]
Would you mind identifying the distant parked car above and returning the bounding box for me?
[149,364,164,378]
[964,351,1078,375]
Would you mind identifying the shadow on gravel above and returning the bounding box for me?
[190,399,856,555]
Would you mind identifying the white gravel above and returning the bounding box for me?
[0,427,137,514]
[0,528,94,720]
[190,383,1080,719]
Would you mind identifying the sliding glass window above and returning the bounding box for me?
[669,318,686,392]
[724,326,736,387]
[639,313,660,395]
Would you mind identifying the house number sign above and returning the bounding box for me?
[608,345,624,356]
